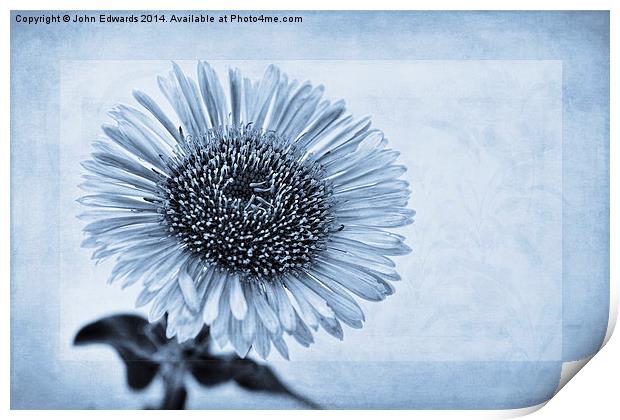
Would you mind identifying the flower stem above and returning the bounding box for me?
[159,363,187,410]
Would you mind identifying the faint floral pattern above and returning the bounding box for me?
[405,94,562,360]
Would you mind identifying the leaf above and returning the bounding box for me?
[231,359,319,409]
[188,357,235,387]
[74,314,161,390]
[112,346,159,390]
[73,314,158,350]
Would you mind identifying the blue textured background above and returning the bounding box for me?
[11,11,609,409]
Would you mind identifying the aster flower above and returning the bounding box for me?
[79,61,414,359]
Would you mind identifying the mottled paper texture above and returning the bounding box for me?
[11,11,608,409]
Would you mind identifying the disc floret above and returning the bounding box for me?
[160,126,335,281]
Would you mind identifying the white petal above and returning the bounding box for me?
[202,270,227,323]
[312,259,387,302]
[229,316,251,358]
[249,282,280,334]
[330,233,411,258]
[253,321,271,359]
[327,238,396,267]
[81,159,159,191]
[297,271,365,324]
[284,275,334,318]
[334,180,410,201]
[143,250,190,290]
[273,282,297,332]
[79,177,159,199]
[280,85,324,141]
[274,82,311,128]
[266,75,297,130]
[243,77,257,123]
[228,68,243,125]
[333,165,407,192]
[158,73,197,137]
[241,301,258,343]
[133,89,183,143]
[283,276,319,329]
[210,282,231,348]
[229,274,248,320]
[77,194,157,212]
[197,61,227,128]
[335,191,410,211]
[171,62,209,134]
[329,149,399,184]
[315,124,376,165]
[178,264,199,312]
[148,281,180,322]
[318,316,344,340]
[324,248,398,277]
[291,312,314,347]
[296,101,346,150]
[249,65,280,128]
[336,209,415,228]
[272,336,290,360]
[174,305,205,342]
[110,104,173,160]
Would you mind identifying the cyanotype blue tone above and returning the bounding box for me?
[75,60,414,357]
[11,11,609,409]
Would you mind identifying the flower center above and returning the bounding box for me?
[160,127,335,280]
